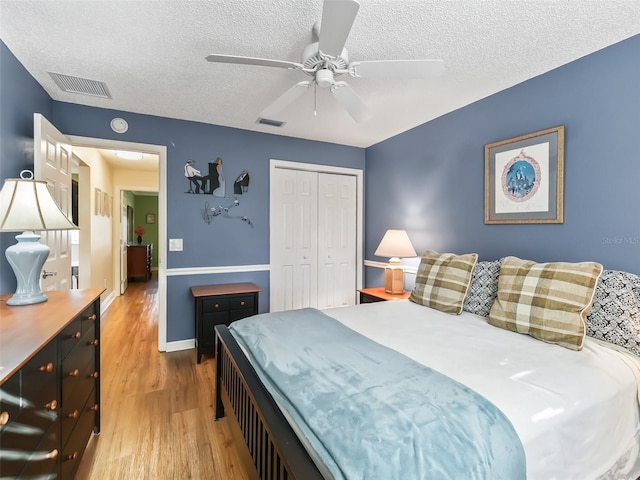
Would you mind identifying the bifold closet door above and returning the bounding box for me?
[271,168,319,312]
[271,168,357,312]
[317,173,356,309]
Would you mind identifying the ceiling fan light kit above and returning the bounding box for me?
[205,0,444,124]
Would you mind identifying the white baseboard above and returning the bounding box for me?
[164,338,195,352]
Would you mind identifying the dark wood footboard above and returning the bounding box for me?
[214,325,324,480]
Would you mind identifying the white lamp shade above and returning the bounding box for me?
[0,178,77,232]
[374,229,417,259]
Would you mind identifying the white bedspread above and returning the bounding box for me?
[326,300,640,480]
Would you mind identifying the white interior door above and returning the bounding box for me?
[317,173,357,309]
[270,168,318,312]
[120,191,129,294]
[34,113,73,292]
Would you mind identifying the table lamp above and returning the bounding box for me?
[0,170,78,306]
[374,229,417,294]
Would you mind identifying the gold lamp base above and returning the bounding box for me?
[383,259,405,294]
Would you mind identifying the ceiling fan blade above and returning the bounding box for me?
[350,59,445,78]
[206,54,302,70]
[318,0,360,57]
[331,81,371,123]
[260,81,312,118]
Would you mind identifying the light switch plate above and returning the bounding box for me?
[169,238,183,251]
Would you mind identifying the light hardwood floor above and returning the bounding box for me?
[75,276,251,479]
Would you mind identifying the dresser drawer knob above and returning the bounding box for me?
[0,411,9,426]
[68,409,79,419]
[90,404,99,412]
[90,371,99,379]
[66,451,79,461]
[240,301,245,306]
[87,314,97,321]
[45,449,59,460]
[214,303,220,309]
[72,331,81,339]
[68,369,80,377]
[45,400,57,411]
[89,338,99,346]
[39,362,54,373]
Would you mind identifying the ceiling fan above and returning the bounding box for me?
[206,0,444,123]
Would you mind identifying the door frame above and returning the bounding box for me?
[69,135,168,352]
[269,159,363,309]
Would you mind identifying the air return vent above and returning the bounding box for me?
[48,72,112,99]
[256,117,285,128]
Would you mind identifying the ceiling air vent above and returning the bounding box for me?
[48,72,112,99]
[257,117,285,128]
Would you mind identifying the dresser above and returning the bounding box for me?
[191,282,261,364]
[0,289,103,479]
[127,244,152,281]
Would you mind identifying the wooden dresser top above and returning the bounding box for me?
[0,289,103,385]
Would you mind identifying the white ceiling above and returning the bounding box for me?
[1,1,639,148]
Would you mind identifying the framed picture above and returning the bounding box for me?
[485,125,564,224]
[146,213,156,224]
[94,188,102,216]
[102,191,110,217]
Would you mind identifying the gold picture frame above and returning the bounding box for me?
[485,125,564,224]
[94,188,102,216]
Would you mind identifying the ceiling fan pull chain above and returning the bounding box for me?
[314,82,318,116]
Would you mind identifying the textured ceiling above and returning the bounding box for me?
[1,1,639,148]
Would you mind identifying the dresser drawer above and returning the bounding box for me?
[229,294,255,311]
[61,391,97,480]
[202,297,229,312]
[0,417,59,479]
[60,315,83,360]
[14,419,59,478]
[80,303,98,336]
[21,341,58,403]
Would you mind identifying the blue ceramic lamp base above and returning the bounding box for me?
[5,231,50,306]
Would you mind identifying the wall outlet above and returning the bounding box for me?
[169,238,183,251]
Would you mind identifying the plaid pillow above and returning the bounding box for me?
[488,256,603,350]
[410,250,478,314]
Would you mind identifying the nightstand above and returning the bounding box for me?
[191,282,261,363]
[359,287,411,303]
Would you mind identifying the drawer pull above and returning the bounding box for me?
[68,369,80,377]
[87,314,97,321]
[68,410,79,419]
[45,449,59,461]
[214,303,220,309]
[66,451,79,461]
[0,411,9,426]
[90,404,99,412]
[90,371,99,379]
[72,331,81,339]
[240,301,245,306]
[45,400,57,411]
[39,362,54,373]
[89,338,99,346]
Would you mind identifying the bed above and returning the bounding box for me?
[214,253,640,480]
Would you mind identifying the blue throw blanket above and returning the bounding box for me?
[230,308,526,480]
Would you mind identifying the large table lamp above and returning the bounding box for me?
[374,229,417,294]
[0,170,78,306]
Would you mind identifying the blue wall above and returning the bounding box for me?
[365,34,640,286]
[0,41,54,295]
